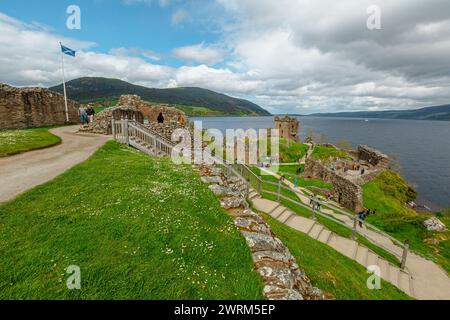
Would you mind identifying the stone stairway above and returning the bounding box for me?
[248,189,415,297]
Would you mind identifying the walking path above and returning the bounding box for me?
[251,168,450,299]
[0,126,110,203]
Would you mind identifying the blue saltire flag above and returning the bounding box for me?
[61,44,76,57]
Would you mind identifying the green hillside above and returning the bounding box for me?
[49,77,271,117]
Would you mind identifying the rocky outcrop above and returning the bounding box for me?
[0,84,79,129]
[305,158,364,212]
[423,217,447,232]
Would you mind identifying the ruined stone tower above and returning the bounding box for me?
[274,115,300,142]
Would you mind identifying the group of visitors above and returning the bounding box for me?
[78,105,95,125]
[357,208,377,227]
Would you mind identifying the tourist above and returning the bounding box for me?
[294,177,299,187]
[361,167,366,175]
[86,105,95,123]
[358,210,366,228]
[177,113,186,126]
[157,112,165,124]
[78,106,88,125]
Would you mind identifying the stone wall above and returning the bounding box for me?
[118,95,187,124]
[199,164,324,300]
[79,106,144,135]
[304,158,364,212]
[358,145,389,167]
[0,84,79,129]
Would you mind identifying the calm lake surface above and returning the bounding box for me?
[192,116,450,211]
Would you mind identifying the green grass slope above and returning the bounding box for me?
[0,142,263,299]
[312,145,352,162]
[0,127,61,157]
[364,171,450,273]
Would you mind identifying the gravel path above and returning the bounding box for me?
[0,126,110,203]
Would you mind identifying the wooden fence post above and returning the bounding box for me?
[352,214,358,240]
[277,179,281,201]
[401,240,409,270]
[124,117,129,145]
[112,118,116,140]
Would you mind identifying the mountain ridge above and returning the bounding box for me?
[49,77,271,116]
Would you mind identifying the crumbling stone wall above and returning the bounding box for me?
[358,145,389,167]
[118,95,187,124]
[0,84,78,129]
[79,106,144,135]
[305,158,364,212]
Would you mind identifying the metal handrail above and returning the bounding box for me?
[235,163,408,266]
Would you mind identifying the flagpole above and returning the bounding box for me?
[60,42,69,123]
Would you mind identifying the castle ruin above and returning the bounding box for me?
[274,115,300,142]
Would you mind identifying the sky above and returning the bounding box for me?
[1,0,450,114]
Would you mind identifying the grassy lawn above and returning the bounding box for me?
[312,145,352,162]
[0,142,263,299]
[0,127,61,157]
[262,214,411,300]
[364,171,450,273]
[279,138,309,163]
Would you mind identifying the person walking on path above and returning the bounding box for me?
[86,105,96,123]
[78,105,88,126]
[358,210,366,228]
[157,112,165,124]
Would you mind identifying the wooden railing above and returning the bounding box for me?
[112,118,174,157]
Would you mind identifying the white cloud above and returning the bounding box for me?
[172,43,225,65]
[214,0,450,113]
[3,0,450,114]
[171,8,189,25]
[0,12,257,97]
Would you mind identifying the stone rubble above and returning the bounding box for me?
[199,163,324,300]
[423,217,447,232]
[235,210,324,300]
